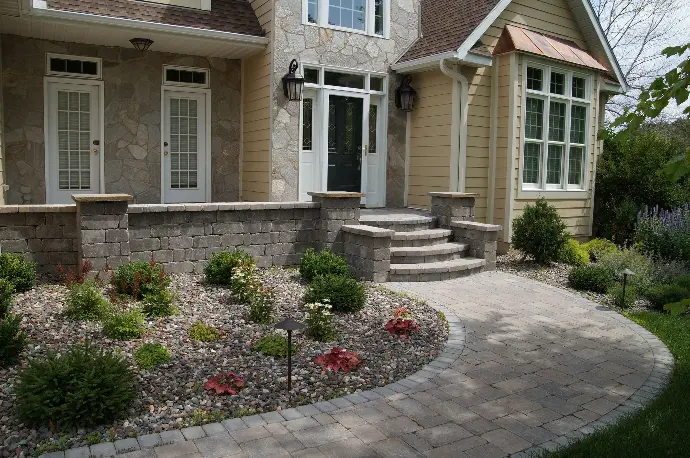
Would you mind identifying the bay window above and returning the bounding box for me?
[522,63,590,192]
[305,0,387,36]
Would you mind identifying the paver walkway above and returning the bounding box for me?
[49,272,672,458]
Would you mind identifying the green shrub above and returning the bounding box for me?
[0,314,27,367]
[0,253,36,293]
[673,275,690,290]
[0,278,14,319]
[230,261,261,304]
[247,289,275,324]
[102,309,145,340]
[568,264,617,293]
[204,250,254,286]
[65,280,111,321]
[512,199,569,264]
[134,343,171,369]
[299,248,352,282]
[559,239,590,266]
[644,284,690,311]
[598,248,655,294]
[304,301,336,342]
[664,298,690,316]
[582,238,618,262]
[189,322,221,342]
[304,274,366,313]
[253,334,294,357]
[113,261,170,299]
[608,284,639,308]
[14,342,135,428]
[142,289,177,317]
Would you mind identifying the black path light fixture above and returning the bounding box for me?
[274,317,306,393]
[621,268,635,306]
[130,38,154,52]
[395,74,418,112]
[282,59,305,102]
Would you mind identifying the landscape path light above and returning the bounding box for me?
[274,317,306,393]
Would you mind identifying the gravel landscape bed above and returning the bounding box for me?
[0,267,447,457]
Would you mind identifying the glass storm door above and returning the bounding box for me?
[46,81,101,204]
[326,94,367,194]
[163,91,207,203]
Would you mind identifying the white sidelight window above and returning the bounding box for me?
[521,62,591,193]
[304,0,388,37]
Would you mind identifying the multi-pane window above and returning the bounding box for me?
[302,98,313,150]
[523,64,590,191]
[170,98,199,189]
[57,91,91,190]
[306,0,386,36]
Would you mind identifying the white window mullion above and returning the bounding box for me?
[318,0,327,26]
[563,99,572,190]
[541,94,549,190]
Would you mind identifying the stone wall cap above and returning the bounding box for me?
[342,224,395,237]
[451,221,502,231]
[72,194,133,203]
[308,192,365,198]
[428,192,479,198]
[0,204,76,213]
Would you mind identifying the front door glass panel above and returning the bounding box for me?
[57,91,92,190]
[327,95,363,192]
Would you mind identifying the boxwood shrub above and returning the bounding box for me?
[204,250,254,286]
[512,199,569,264]
[0,253,36,293]
[0,314,27,367]
[559,239,590,266]
[65,280,111,321]
[304,274,365,313]
[299,248,352,282]
[645,284,690,311]
[568,264,617,293]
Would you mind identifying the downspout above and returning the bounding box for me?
[440,59,468,193]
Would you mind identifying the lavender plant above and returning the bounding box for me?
[636,204,690,265]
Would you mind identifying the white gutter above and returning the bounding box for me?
[28,0,268,47]
[440,59,468,193]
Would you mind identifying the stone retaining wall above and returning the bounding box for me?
[341,225,394,282]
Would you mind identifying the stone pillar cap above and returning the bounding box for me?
[72,194,134,202]
[308,192,365,198]
[428,192,479,198]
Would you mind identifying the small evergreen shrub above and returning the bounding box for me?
[102,309,145,340]
[65,280,111,321]
[247,289,275,324]
[253,334,292,357]
[113,261,170,299]
[304,274,366,313]
[568,264,617,293]
[142,289,177,317]
[512,199,569,264]
[14,342,135,428]
[299,248,352,282]
[582,238,618,262]
[189,322,221,342]
[608,284,639,308]
[134,343,171,369]
[644,284,690,311]
[559,239,590,266]
[204,250,254,286]
[673,275,690,290]
[0,314,27,367]
[0,253,36,293]
[0,278,14,319]
[304,301,336,342]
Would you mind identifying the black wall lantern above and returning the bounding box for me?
[282,59,305,102]
[129,38,154,52]
[395,75,417,112]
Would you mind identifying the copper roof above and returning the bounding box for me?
[494,25,608,72]
[45,0,264,37]
[398,0,501,63]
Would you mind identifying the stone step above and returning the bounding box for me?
[391,229,452,247]
[359,213,437,232]
[389,258,486,282]
[390,243,469,264]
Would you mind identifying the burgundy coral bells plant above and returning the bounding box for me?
[393,307,411,318]
[315,348,361,373]
[203,372,245,395]
[385,318,420,339]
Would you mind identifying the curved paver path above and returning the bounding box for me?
[47,272,672,458]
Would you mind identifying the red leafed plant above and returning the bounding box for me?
[58,259,98,287]
[393,307,411,318]
[385,318,420,339]
[203,372,245,395]
[315,348,361,373]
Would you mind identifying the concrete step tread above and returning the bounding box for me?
[391,229,452,240]
[390,258,486,274]
[390,243,469,257]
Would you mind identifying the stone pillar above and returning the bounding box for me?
[341,225,394,282]
[73,194,133,273]
[429,192,478,228]
[308,192,362,252]
[451,221,502,271]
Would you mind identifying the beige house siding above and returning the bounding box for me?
[242,0,273,201]
[407,69,453,209]
[491,54,514,243]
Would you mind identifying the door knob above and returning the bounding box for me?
[93,149,98,155]
[164,150,169,156]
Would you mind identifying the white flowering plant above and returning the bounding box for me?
[304,301,336,342]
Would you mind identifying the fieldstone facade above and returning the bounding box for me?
[270,0,422,206]
[1,34,241,204]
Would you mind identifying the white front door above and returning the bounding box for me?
[45,80,102,204]
[162,90,208,203]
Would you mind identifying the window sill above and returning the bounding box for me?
[303,21,387,39]
[517,188,590,200]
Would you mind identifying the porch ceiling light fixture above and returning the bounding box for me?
[130,38,154,52]
[395,75,417,112]
[282,59,305,102]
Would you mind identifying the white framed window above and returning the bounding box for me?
[304,0,388,37]
[302,64,387,94]
[162,65,210,89]
[46,54,102,80]
[521,61,591,193]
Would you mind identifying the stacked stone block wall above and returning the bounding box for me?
[308,193,361,253]
[0,205,77,274]
[341,225,393,282]
[451,221,502,271]
[430,193,477,228]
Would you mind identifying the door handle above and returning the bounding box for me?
[363,145,368,155]
[93,149,98,155]
[164,151,169,156]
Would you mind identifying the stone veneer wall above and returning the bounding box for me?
[2,34,241,204]
[0,205,78,274]
[270,0,421,206]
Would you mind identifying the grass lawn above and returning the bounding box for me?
[543,312,689,458]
